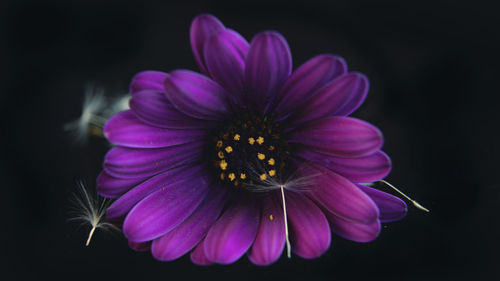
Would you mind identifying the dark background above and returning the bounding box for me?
[2,0,499,280]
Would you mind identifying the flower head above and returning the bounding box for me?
[97,14,408,265]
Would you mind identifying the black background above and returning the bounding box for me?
[2,0,499,280]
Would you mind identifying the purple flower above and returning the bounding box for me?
[97,14,407,266]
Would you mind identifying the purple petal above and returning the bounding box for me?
[274,54,347,118]
[326,211,381,243]
[190,238,214,266]
[190,14,225,75]
[129,71,167,95]
[128,241,151,252]
[130,89,215,129]
[106,165,203,219]
[164,70,230,120]
[151,184,228,261]
[357,184,407,222]
[103,142,204,179]
[290,72,369,126]
[286,192,331,259]
[204,196,260,264]
[96,171,147,198]
[295,149,391,183]
[123,172,211,242]
[103,110,207,148]
[204,29,249,98]
[302,163,380,224]
[245,31,292,109]
[289,116,384,158]
[248,193,285,266]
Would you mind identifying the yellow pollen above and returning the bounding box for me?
[216,140,223,148]
[269,214,274,221]
[257,153,266,160]
[260,173,267,181]
[219,160,227,170]
[220,173,225,180]
[268,158,275,165]
[268,145,275,151]
[225,146,233,153]
[248,137,255,145]
[228,173,236,181]
[233,134,241,141]
[240,173,246,179]
[256,136,264,145]
[217,151,224,159]
[268,170,276,177]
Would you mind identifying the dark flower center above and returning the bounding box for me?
[211,111,288,191]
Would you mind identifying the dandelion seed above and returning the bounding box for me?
[68,180,118,246]
[64,85,107,143]
[64,86,130,144]
[378,180,430,212]
[279,184,292,258]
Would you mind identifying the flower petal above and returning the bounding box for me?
[274,54,347,118]
[357,184,407,222]
[302,162,380,223]
[204,29,249,97]
[295,148,391,183]
[96,171,147,198]
[289,116,384,158]
[204,196,260,264]
[248,193,285,266]
[106,165,202,219]
[129,71,167,95]
[164,70,230,120]
[289,73,369,126]
[130,89,215,129]
[151,184,228,261]
[190,238,214,266]
[103,110,207,148]
[325,211,381,243]
[123,172,211,242]
[103,142,204,179]
[245,31,292,109]
[286,192,331,259]
[190,14,225,75]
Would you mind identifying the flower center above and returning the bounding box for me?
[211,112,288,190]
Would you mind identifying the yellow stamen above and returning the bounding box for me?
[228,173,236,181]
[269,214,274,221]
[225,146,233,153]
[268,170,276,177]
[256,136,264,145]
[268,158,275,165]
[248,137,255,145]
[268,145,275,151]
[219,160,227,170]
[218,151,224,159]
[220,173,225,180]
[216,140,223,148]
[260,173,267,181]
[233,134,240,141]
[240,173,246,179]
[257,153,266,160]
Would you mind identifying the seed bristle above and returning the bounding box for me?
[68,180,119,246]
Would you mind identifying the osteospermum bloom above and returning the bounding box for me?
[97,14,408,265]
